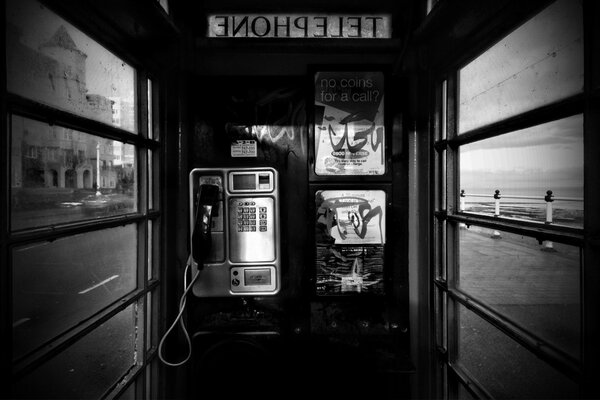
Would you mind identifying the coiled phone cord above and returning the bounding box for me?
[158,255,200,367]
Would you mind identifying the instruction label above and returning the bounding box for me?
[231,140,257,157]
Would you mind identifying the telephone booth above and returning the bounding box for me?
[3,1,599,399]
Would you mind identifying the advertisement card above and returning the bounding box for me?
[315,190,386,295]
[314,71,385,176]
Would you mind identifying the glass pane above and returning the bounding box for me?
[457,303,579,399]
[146,291,152,351]
[148,150,153,210]
[434,287,447,350]
[441,150,446,211]
[6,0,137,133]
[147,79,154,139]
[12,224,137,359]
[435,218,447,280]
[458,0,583,133]
[13,304,141,399]
[458,225,580,358]
[10,115,137,230]
[441,79,447,140]
[460,115,583,228]
[148,220,153,280]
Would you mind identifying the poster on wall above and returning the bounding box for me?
[314,71,385,176]
[315,190,386,295]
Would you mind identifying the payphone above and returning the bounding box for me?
[189,167,281,296]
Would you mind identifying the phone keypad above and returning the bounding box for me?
[236,201,267,233]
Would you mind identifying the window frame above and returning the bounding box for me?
[2,1,164,398]
[430,1,597,398]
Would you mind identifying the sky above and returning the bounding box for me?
[460,114,584,193]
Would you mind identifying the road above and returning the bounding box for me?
[12,223,137,360]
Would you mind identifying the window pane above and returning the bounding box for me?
[148,149,154,210]
[6,0,137,133]
[458,0,583,133]
[13,304,141,399]
[147,78,153,140]
[441,79,447,140]
[12,224,137,359]
[457,303,579,399]
[459,115,583,228]
[148,220,153,280]
[458,225,580,359]
[434,287,447,350]
[10,115,137,230]
[435,218,447,280]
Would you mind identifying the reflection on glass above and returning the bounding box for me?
[458,226,580,358]
[6,0,137,133]
[460,115,583,228]
[458,0,583,133]
[457,304,578,399]
[13,304,140,399]
[10,115,137,230]
[12,224,137,359]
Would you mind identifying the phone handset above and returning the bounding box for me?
[192,184,220,266]
[159,183,219,367]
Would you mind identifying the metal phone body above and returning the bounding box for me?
[189,167,280,296]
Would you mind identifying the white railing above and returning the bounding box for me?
[459,189,583,250]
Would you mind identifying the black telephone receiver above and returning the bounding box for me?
[192,184,220,266]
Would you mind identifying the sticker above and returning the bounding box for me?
[316,245,384,295]
[315,190,386,245]
[231,140,257,157]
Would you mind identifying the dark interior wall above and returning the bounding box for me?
[174,1,417,397]
[183,67,412,396]
[189,75,308,301]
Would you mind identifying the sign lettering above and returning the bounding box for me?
[208,14,391,39]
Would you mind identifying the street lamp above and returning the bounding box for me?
[96,142,101,196]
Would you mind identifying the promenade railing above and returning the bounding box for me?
[459,189,584,251]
